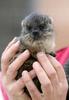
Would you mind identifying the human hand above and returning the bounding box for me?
[22,52,68,100]
[1,37,68,100]
[1,37,32,100]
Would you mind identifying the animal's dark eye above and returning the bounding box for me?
[27,26,32,31]
[39,24,45,30]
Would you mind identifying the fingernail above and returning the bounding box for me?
[22,70,28,76]
[37,52,45,57]
[15,40,20,46]
[33,61,39,67]
[23,49,30,55]
[22,71,30,82]
[12,37,17,41]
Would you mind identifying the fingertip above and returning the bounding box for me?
[24,49,30,55]
[8,37,18,46]
[22,70,28,76]
[15,40,20,46]
[20,49,30,59]
[37,52,46,58]
[12,40,20,50]
[12,37,17,41]
[48,54,53,58]
[22,70,31,82]
[33,61,39,68]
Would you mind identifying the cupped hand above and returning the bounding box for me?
[1,37,32,100]
[22,52,68,100]
[1,37,68,100]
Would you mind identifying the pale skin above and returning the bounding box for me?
[1,37,68,100]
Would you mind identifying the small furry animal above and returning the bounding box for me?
[19,13,55,56]
[15,13,56,97]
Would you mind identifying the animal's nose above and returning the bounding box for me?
[32,30,40,40]
[32,30,39,37]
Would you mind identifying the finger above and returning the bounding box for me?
[33,61,53,98]
[1,41,20,74]
[6,84,30,100]
[11,69,36,92]
[29,69,36,79]
[12,77,25,92]
[6,80,24,96]
[6,50,30,81]
[37,52,59,86]
[1,37,18,63]
[4,37,17,52]
[22,71,41,100]
[48,55,67,83]
[3,40,20,62]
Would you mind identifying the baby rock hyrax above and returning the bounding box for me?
[15,13,56,97]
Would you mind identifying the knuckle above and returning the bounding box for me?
[63,82,68,92]
[8,65,14,74]
[57,62,62,67]
[2,76,12,92]
[2,76,7,85]
[46,82,51,88]
[59,82,68,96]
[56,65,61,70]
[56,64,63,71]
[7,85,14,94]
[2,76,17,96]
[42,81,51,88]
[42,81,53,93]
[58,91,63,97]
[29,86,36,92]
[48,71,56,79]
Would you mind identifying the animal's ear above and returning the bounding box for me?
[21,20,24,27]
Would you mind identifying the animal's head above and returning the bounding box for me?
[20,13,55,55]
